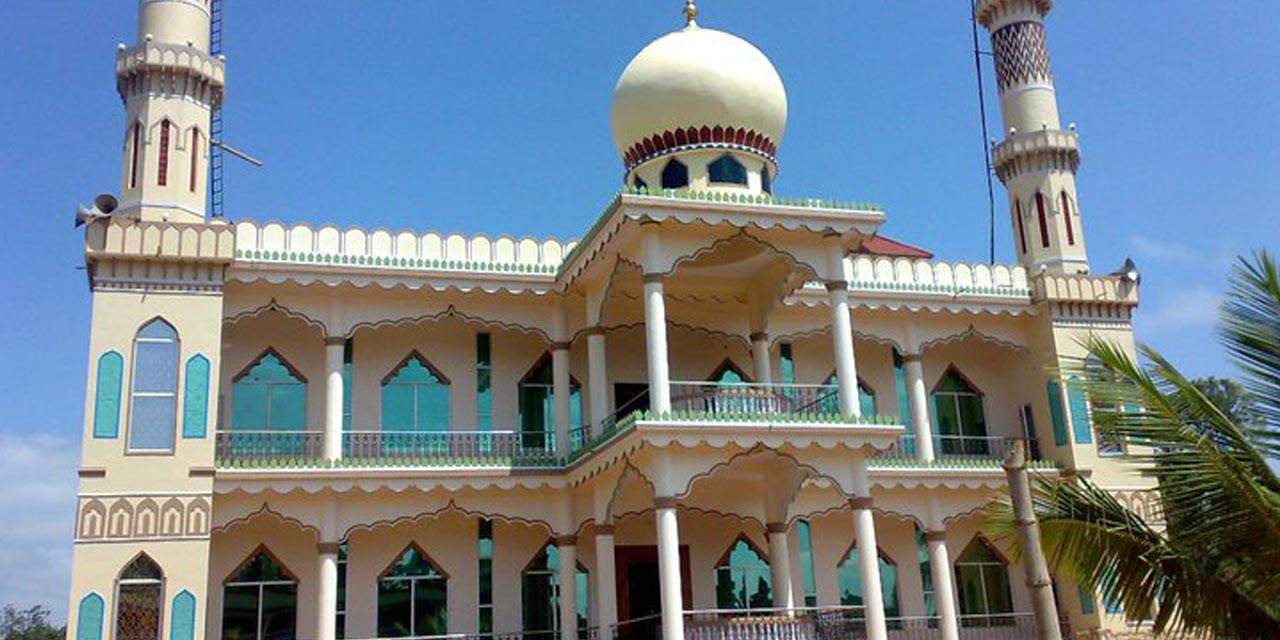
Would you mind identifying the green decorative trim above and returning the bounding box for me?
[869,457,1061,470]
[846,280,1031,298]
[234,248,561,275]
[630,409,898,426]
[621,185,884,213]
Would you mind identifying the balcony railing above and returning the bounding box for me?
[875,435,1041,463]
[669,382,841,418]
[215,430,558,467]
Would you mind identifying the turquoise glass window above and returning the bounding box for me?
[915,526,936,617]
[476,334,492,431]
[892,351,912,428]
[519,354,582,450]
[232,351,306,431]
[931,369,989,455]
[715,537,772,610]
[954,539,1013,618]
[382,354,450,432]
[822,373,877,416]
[1047,379,1069,446]
[522,544,589,638]
[223,549,297,640]
[660,159,689,189]
[169,590,196,640]
[778,344,795,385]
[796,520,818,607]
[838,546,901,617]
[182,354,210,438]
[342,340,353,431]
[76,593,104,640]
[1066,377,1093,444]
[93,352,124,439]
[761,165,772,194]
[378,546,448,638]
[708,154,748,185]
[129,319,180,451]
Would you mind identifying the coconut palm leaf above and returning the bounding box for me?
[1221,250,1280,457]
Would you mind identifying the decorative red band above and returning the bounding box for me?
[825,280,849,292]
[324,336,346,347]
[925,530,947,542]
[766,522,788,535]
[595,525,617,535]
[317,542,341,555]
[849,496,874,510]
[622,125,778,171]
[749,331,769,343]
[554,535,579,546]
[550,341,571,352]
[654,496,680,510]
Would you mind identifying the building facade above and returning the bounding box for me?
[67,2,1159,640]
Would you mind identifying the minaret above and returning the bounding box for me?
[977,0,1088,274]
[115,0,225,222]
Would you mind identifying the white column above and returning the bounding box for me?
[851,457,887,640]
[317,541,339,640]
[750,331,773,384]
[552,343,572,455]
[594,526,619,631]
[587,330,610,428]
[827,282,860,417]
[904,353,935,462]
[926,530,960,640]
[643,274,672,413]
[323,337,345,461]
[557,535,580,640]
[655,497,685,640]
[767,523,795,611]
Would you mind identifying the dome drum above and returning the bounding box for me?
[621,124,778,174]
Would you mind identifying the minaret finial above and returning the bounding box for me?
[684,0,698,27]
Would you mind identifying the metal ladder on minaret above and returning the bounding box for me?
[209,0,225,217]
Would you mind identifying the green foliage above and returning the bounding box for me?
[1,605,64,640]
[986,251,1280,639]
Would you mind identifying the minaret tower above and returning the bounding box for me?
[115,0,225,222]
[977,0,1088,274]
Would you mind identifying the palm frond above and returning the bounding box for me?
[1221,250,1280,456]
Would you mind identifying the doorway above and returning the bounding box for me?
[615,545,692,624]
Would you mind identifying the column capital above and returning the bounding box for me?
[766,522,788,535]
[924,530,947,543]
[825,280,848,292]
[582,325,607,337]
[749,331,769,343]
[317,541,342,555]
[595,524,616,536]
[554,534,579,546]
[323,336,346,347]
[643,273,665,285]
[654,496,679,510]
[848,496,874,510]
[902,352,923,363]
[550,341,572,352]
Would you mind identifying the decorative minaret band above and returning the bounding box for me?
[115,0,225,223]
[977,0,1088,274]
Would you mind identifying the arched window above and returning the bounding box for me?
[129,319,179,452]
[189,129,201,193]
[822,373,878,417]
[518,354,581,450]
[1060,192,1075,246]
[837,544,901,618]
[761,165,772,194]
[1035,193,1051,249]
[382,352,451,432]
[378,545,448,638]
[115,555,163,640]
[1014,202,1028,255]
[222,548,297,640]
[232,350,307,432]
[522,543,589,640]
[931,368,988,456]
[709,360,750,384]
[708,154,748,185]
[157,120,171,187]
[634,175,648,192]
[954,538,1013,621]
[795,520,818,607]
[660,159,689,190]
[714,536,772,610]
[130,122,142,189]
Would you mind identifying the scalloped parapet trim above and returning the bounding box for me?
[795,256,1032,301]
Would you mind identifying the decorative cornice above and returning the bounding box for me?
[116,42,225,108]
[621,125,778,173]
[992,129,1080,183]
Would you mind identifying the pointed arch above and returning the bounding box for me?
[1014,201,1028,255]
[93,351,125,439]
[1060,191,1075,246]
[378,543,449,638]
[931,366,989,455]
[231,348,307,432]
[836,540,901,617]
[222,546,298,640]
[823,371,878,417]
[128,318,180,453]
[1035,192,1051,248]
[708,154,748,186]
[714,535,772,610]
[129,121,143,189]
[168,590,196,640]
[76,592,105,640]
[661,158,689,190]
[381,351,451,433]
[708,358,751,383]
[115,554,164,640]
[521,540,589,638]
[518,353,582,449]
[954,536,1014,617]
[157,119,172,186]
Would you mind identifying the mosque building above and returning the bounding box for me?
[66,1,1157,639]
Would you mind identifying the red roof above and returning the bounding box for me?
[856,235,933,259]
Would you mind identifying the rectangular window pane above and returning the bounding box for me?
[419,386,450,432]
[378,582,412,638]
[414,581,448,637]
[221,585,259,640]
[382,385,415,431]
[129,396,176,451]
[233,384,269,430]
[260,584,297,640]
[982,566,1013,614]
[133,342,178,393]
[269,384,307,431]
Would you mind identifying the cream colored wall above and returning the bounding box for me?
[207,515,318,640]
[67,540,212,640]
[921,338,1039,440]
[220,310,325,430]
[629,149,774,196]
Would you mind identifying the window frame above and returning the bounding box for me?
[126,318,181,455]
[380,351,452,433]
[377,543,450,639]
[114,554,165,640]
[953,537,1015,621]
[713,535,773,611]
[517,353,583,450]
[231,347,309,433]
[836,540,901,618]
[221,546,298,640]
[930,366,990,455]
[707,154,748,186]
[660,158,689,190]
[520,541,590,638]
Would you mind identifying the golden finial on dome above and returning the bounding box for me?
[684,0,698,27]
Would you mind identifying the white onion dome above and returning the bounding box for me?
[609,22,788,173]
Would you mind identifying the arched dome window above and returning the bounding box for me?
[761,165,772,194]
[634,176,648,192]
[661,159,689,189]
[708,154,748,186]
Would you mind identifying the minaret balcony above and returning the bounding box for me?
[115,41,225,104]
[991,128,1080,181]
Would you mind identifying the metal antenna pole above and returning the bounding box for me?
[970,0,998,265]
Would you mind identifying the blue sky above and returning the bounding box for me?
[1,0,1276,620]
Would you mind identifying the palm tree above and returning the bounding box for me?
[988,251,1280,639]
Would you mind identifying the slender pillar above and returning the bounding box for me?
[323,337,345,461]
[317,541,340,640]
[594,525,619,631]
[654,496,685,640]
[556,535,580,640]
[903,353,935,461]
[851,457,887,640]
[750,332,773,384]
[925,530,960,640]
[552,342,573,455]
[766,523,795,610]
[1003,441,1063,640]
[827,281,860,417]
[643,274,672,413]
[586,329,610,428]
